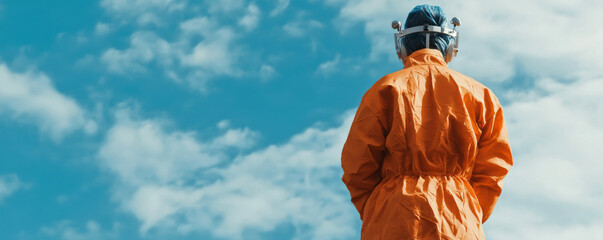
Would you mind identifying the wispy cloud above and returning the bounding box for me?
[488,77,603,239]
[42,220,121,240]
[0,174,24,202]
[238,3,261,31]
[97,104,358,239]
[315,54,341,76]
[101,31,174,74]
[99,17,241,92]
[0,64,96,140]
[98,2,270,92]
[283,18,324,37]
[100,0,186,26]
[270,0,290,17]
[329,0,603,82]
[259,64,277,81]
[94,22,112,36]
[98,104,239,188]
[206,0,246,13]
[180,20,240,77]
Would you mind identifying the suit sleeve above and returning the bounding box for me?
[470,105,513,223]
[341,102,387,220]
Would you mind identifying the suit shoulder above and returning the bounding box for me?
[366,70,406,94]
[445,68,488,90]
[359,70,406,109]
[447,68,501,101]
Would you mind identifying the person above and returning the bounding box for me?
[341,4,513,239]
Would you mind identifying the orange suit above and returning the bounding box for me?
[341,48,513,239]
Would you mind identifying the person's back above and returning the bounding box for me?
[341,5,513,240]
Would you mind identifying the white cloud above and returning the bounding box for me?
[42,220,120,240]
[207,0,246,13]
[206,113,358,239]
[486,205,603,239]
[101,31,174,74]
[179,16,212,36]
[329,0,603,83]
[0,174,23,201]
[323,1,603,238]
[0,64,96,140]
[211,127,257,149]
[100,17,244,91]
[216,119,231,129]
[181,26,239,77]
[259,64,276,81]
[316,54,341,76]
[97,105,358,239]
[98,1,277,91]
[283,19,324,37]
[94,22,111,35]
[483,76,603,239]
[98,105,232,187]
[100,0,186,25]
[238,3,261,31]
[136,13,161,26]
[100,0,184,12]
[127,185,204,233]
[270,0,290,16]
[90,1,603,239]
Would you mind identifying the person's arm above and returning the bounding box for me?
[341,101,387,220]
[470,104,513,223]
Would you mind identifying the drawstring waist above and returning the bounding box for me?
[383,172,469,181]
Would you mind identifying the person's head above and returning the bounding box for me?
[402,4,453,58]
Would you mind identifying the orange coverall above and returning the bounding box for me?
[341,48,513,239]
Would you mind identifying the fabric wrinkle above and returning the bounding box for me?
[341,48,512,240]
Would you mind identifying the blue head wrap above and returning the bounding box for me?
[402,5,453,58]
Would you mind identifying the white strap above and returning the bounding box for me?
[396,25,457,38]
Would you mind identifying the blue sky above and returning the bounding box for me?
[1,0,603,239]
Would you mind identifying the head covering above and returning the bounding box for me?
[402,4,453,58]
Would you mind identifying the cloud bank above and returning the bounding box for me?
[325,0,603,239]
[97,105,358,239]
[98,0,267,92]
[0,64,96,140]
